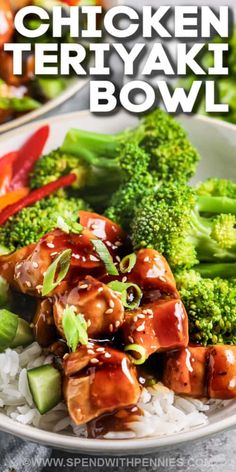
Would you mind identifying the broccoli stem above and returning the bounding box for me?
[61,128,123,167]
[195,262,236,278]
[197,195,236,214]
[190,211,236,262]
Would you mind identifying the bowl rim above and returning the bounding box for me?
[1,109,236,142]
[0,79,88,135]
[0,109,236,453]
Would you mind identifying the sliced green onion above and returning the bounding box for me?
[62,305,88,352]
[120,253,137,273]
[42,249,72,296]
[124,344,147,365]
[57,216,83,235]
[91,239,118,276]
[107,281,142,309]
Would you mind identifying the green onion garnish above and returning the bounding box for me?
[124,344,147,365]
[120,253,137,273]
[62,305,88,352]
[42,249,72,296]
[108,280,142,309]
[57,216,83,235]
[91,239,119,275]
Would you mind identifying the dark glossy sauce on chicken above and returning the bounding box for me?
[0,211,235,436]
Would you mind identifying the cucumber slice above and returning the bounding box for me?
[0,309,34,351]
[0,309,18,352]
[10,318,34,348]
[27,365,62,415]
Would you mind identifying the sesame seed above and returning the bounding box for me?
[115,241,122,247]
[32,262,39,269]
[109,300,115,308]
[91,224,99,230]
[109,323,114,332]
[105,308,113,315]
[128,336,134,343]
[137,314,145,319]
[90,358,99,364]
[122,276,127,283]
[98,287,103,293]
[136,323,145,332]
[96,347,105,352]
[25,281,31,288]
[104,352,112,358]
[90,255,99,262]
[30,323,34,328]
[106,241,112,247]
[88,349,95,355]
[47,243,55,249]
[79,284,89,289]
[63,353,69,360]
[143,309,153,315]
[159,276,166,282]
[115,320,120,328]
[73,254,80,260]
[15,272,21,279]
[36,285,43,290]
[144,257,150,262]
[87,320,91,327]
[116,256,121,262]
[133,316,138,322]
[50,252,58,257]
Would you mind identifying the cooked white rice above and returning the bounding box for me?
[0,342,216,439]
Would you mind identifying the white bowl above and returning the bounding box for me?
[0,111,236,453]
[0,0,117,134]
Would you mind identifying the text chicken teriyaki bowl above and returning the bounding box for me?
[0,110,236,453]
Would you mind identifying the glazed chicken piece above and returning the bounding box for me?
[33,299,57,347]
[163,345,236,399]
[127,249,178,298]
[163,346,208,397]
[53,275,125,338]
[79,211,125,256]
[122,299,189,358]
[0,243,36,285]
[0,50,35,86]
[5,228,107,296]
[63,344,140,425]
[208,345,236,399]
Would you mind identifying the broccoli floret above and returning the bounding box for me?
[176,269,236,345]
[30,150,84,189]
[0,191,90,253]
[131,180,236,269]
[105,144,160,228]
[30,110,200,215]
[196,178,236,198]
[61,108,200,185]
[105,172,159,229]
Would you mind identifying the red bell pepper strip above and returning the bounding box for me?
[0,173,76,226]
[9,125,50,191]
[0,151,18,173]
[0,162,12,196]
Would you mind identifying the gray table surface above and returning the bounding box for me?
[34,84,235,472]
